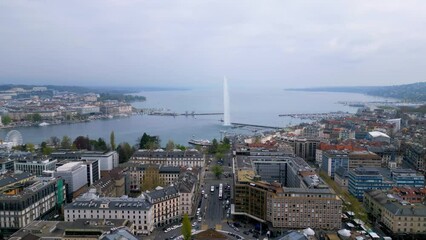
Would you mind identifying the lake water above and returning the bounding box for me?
[0,88,388,146]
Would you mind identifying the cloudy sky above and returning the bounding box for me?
[0,0,425,89]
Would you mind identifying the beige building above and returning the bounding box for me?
[131,149,205,168]
[144,185,180,227]
[348,151,382,170]
[364,189,426,236]
[124,163,180,192]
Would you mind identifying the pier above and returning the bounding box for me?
[219,120,281,130]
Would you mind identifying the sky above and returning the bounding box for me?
[0,0,425,89]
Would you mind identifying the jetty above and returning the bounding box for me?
[219,120,281,130]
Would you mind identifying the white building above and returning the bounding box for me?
[54,162,87,195]
[82,151,119,171]
[14,159,58,176]
[64,192,154,235]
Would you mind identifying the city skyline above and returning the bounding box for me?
[1,1,426,88]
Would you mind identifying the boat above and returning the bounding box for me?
[38,122,50,127]
[188,139,212,146]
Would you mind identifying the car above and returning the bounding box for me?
[253,233,259,238]
[198,217,202,222]
[192,222,197,227]
[201,190,205,194]
[233,222,242,227]
[204,194,208,199]
[234,227,239,232]
[243,231,250,235]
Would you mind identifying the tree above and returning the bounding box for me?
[32,113,42,122]
[141,165,164,191]
[1,115,12,126]
[26,143,35,153]
[61,136,72,149]
[139,132,160,149]
[50,136,60,147]
[117,142,134,164]
[175,144,186,151]
[166,140,175,151]
[212,165,223,179]
[91,138,107,151]
[181,214,192,240]
[110,131,116,150]
[208,138,219,154]
[73,136,90,150]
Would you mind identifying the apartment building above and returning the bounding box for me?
[364,189,426,237]
[124,163,180,192]
[144,185,180,227]
[64,191,154,235]
[54,162,87,199]
[131,149,205,168]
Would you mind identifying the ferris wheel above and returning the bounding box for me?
[5,130,23,146]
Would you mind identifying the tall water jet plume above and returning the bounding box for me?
[223,76,231,126]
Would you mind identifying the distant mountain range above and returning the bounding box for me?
[286,82,426,102]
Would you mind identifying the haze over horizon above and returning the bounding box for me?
[1,1,425,89]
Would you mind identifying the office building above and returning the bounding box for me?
[51,150,119,171]
[348,167,424,200]
[14,158,57,176]
[321,150,349,178]
[54,162,87,199]
[0,177,65,235]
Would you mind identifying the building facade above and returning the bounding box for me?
[131,149,205,168]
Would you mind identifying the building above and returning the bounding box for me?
[144,185,180,227]
[366,131,391,143]
[124,163,180,192]
[0,177,65,235]
[176,172,197,216]
[233,150,342,231]
[364,189,426,237]
[0,172,35,191]
[334,166,349,190]
[404,142,426,173]
[14,158,57,176]
[9,219,135,240]
[281,137,320,162]
[76,105,100,115]
[64,191,154,235]
[348,151,382,170]
[321,150,349,178]
[389,187,426,203]
[57,159,100,186]
[348,167,425,200]
[54,162,87,199]
[51,150,119,171]
[131,149,205,168]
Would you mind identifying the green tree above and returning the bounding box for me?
[212,165,223,179]
[1,115,12,126]
[61,136,72,149]
[181,214,192,240]
[139,132,160,149]
[26,143,35,153]
[175,144,186,151]
[110,131,116,150]
[117,142,134,164]
[50,136,60,147]
[166,140,175,151]
[208,138,219,154]
[32,113,42,122]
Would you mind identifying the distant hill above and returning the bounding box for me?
[286,82,426,102]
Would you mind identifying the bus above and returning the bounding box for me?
[218,183,223,200]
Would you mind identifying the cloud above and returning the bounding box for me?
[0,0,425,88]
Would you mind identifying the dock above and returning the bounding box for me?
[221,121,282,130]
